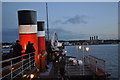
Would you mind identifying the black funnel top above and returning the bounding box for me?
[18,10,37,25]
[37,21,45,31]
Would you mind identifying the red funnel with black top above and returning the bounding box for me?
[18,10,39,65]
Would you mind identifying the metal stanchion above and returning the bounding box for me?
[29,53,31,70]
[22,56,23,76]
[10,60,13,80]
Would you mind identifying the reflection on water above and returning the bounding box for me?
[65,44,118,78]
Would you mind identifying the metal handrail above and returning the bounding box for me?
[0,52,34,64]
[84,55,106,74]
[1,52,35,80]
[89,55,105,62]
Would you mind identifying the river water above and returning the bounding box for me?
[65,44,118,78]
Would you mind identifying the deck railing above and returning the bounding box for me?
[0,52,35,80]
[84,55,105,74]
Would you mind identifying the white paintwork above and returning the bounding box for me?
[19,25,37,34]
[37,31,45,37]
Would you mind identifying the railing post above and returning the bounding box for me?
[29,53,31,70]
[22,56,23,76]
[10,60,13,80]
[95,61,97,73]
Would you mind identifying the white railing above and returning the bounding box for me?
[0,52,35,80]
[84,55,105,73]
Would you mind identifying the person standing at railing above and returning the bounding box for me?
[24,41,36,67]
[13,40,23,57]
[25,41,35,53]
[12,40,23,63]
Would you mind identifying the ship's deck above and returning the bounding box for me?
[1,54,110,80]
[37,56,110,80]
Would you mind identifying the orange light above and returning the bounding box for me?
[24,44,26,50]
[23,74,27,77]
[12,67,14,70]
[38,55,40,59]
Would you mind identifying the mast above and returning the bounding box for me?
[46,3,49,40]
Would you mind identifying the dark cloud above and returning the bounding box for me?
[52,15,88,25]
[63,15,87,24]
[52,20,62,25]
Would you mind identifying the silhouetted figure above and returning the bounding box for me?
[25,41,35,53]
[31,43,36,52]
[13,40,22,57]
[12,40,22,63]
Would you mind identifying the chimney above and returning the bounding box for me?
[37,21,46,53]
[18,10,38,65]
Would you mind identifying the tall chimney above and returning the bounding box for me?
[90,36,91,40]
[92,36,93,40]
[96,36,98,40]
[94,36,96,40]
[18,10,38,65]
[37,21,46,53]
[37,21,46,71]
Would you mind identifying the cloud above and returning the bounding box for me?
[63,15,87,24]
[52,20,62,25]
[52,15,88,25]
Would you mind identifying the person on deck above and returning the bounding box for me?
[13,40,22,57]
[25,41,35,53]
[13,40,23,63]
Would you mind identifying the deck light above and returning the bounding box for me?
[30,74,34,79]
[78,46,82,49]
[22,74,27,78]
[12,67,14,70]
[64,50,67,53]
[86,47,90,51]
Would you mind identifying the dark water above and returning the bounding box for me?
[65,44,118,78]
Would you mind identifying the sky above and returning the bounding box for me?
[2,2,118,42]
